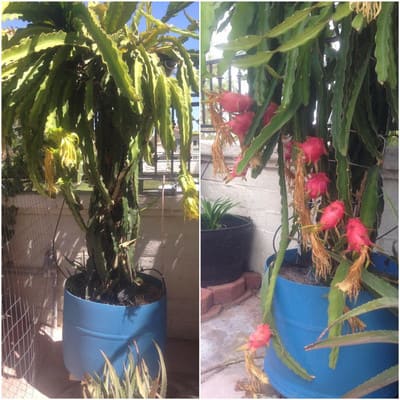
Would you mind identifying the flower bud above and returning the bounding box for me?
[320,200,345,230]
[299,136,327,164]
[305,172,330,198]
[248,324,272,351]
[346,218,372,252]
[227,111,255,139]
[218,91,254,113]
[284,139,293,161]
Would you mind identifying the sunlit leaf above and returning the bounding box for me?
[232,51,273,69]
[306,330,398,350]
[216,35,263,51]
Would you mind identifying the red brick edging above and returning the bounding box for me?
[201,272,261,321]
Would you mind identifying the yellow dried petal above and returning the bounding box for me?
[336,246,370,300]
[59,132,79,169]
[179,171,199,220]
[44,148,57,195]
[310,233,332,280]
[344,305,367,333]
[350,2,382,23]
[293,153,312,247]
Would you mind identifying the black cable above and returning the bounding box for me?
[376,226,398,240]
[272,215,295,254]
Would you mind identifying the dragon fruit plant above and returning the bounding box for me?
[203,2,398,395]
[2,2,199,302]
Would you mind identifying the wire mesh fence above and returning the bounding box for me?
[1,193,69,398]
[2,272,36,399]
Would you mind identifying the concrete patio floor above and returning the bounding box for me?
[201,293,281,398]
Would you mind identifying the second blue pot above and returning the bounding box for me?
[264,249,398,398]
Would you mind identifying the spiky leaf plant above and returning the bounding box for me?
[2,2,199,302]
[201,197,238,230]
[82,342,167,399]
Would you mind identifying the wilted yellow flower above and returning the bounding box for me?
[336,246,370,300]
[59,132,80,169]
[183,194,199,220]
[350,2,382,23]
[178,171,199,220]
[44,148,57,195]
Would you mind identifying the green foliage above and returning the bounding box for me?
[305,292,398,397]
[2,2,199,300]
[2,133,32,252]
[327,261,348,368]
[343,365,398,399]
[203,1,398,392]
[2,135,32,197]
[201,197,238,230]
[82,342,167,399]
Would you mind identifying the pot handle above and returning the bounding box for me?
[139,267,167,295]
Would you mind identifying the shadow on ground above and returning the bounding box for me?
[31,330,198,398]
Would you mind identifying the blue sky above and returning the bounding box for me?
[146,2,199,51]
[2,2,198,42]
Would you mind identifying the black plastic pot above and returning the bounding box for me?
[201,214,253,287]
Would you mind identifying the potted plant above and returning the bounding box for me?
[203,1,398,397]
[2,2,199,380]
[201,197,253,287]
[82,342,167,398]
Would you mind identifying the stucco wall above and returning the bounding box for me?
[3,192,199,340]
[201,140,398,274]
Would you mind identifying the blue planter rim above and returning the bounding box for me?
[65,271,166,309]
[263,248,398,398]
[265,248,398,288]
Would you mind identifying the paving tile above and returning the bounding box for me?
[201,293,280,399]
[201,304,223,322]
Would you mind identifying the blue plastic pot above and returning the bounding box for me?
[63,273,166,380]
[264,249,398,398]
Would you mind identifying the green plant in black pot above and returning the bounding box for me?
[201,197,253,287]
[201,197,237,230]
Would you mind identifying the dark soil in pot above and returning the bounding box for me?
[278,252,326,286]
[66,271,164,306]
[201,214,253,287]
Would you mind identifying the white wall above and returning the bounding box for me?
[201,140,398,274]
[3,193,199,340]
[201,141,283,274]
[378,145,399,254]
